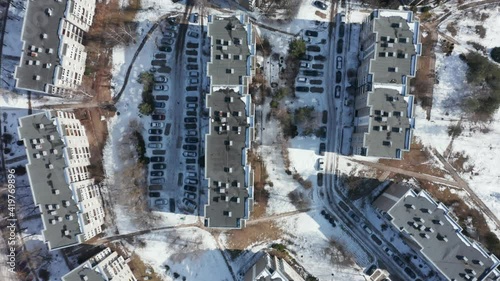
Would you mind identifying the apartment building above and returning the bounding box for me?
[62,247,137,281]
[14,0,96,97]
[204,15,256,228]
[373,183,500,281]
[352,10,421,159]
[18,111,105,250]
[244,253,305,281]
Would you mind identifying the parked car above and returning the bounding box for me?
[186,158,197,164]
[183,145,197,151]
[155,95,169,101]
[152,163,166,169]
[362,224,373,235]
[148,143,163,149]
[152,114,165,120]
[335,85,341,98]
[404,267,416,279]
[186,86,197,91]
[190,13,199,23]
[186,111,197,116]
[189,78,199,85]
[151,156,165,162]
[300,62,310,69]
[184,192,196,200]
[184,185,197,192]
[149,185,163,191]
[161,38,174,45]
[186,165,196,171]
[187,57,197,63]
[152,150,166,155]
[186,96,198,102]
[154,76,167,83]
[185,137,199,143]
[186,103,197,109]
[159,46,172,52]
[151,122,164,128]
[186,172,197,178]
[154,84,168,91]
[300,54,313,61]
[184,177,198,185]
[313,1,327,10]
[148,129,162,135]
[154,199,168,205]
[305,30,318,37]
[187,64,198,70]
[164,31,175,38]
[149,136,162,142]
[149,192,161,198]
[383,246,394,256]
[183,198,197,209]
[184,123,197,129]
[151,171,164,177]
[296,86,309,93]
[155,102,166,108]
[307,45,321,52]
[336,71,342,83]
[189,71,199,78]
[183,151,197,157]
[393,255,405,268]
[150,178,165,184]
[187,31,199,38]
[319,143,326,155]
[186,42,199,49]
[184,117,197,123]
[318,158,325,171]
[336,56,343,69]
[186,130,197,136]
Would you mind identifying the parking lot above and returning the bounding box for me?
[144,13,205,214]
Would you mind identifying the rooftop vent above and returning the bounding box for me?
[457,255,468,262]
[405,204,415,209]
[45,8,53,16]
[41,33,48,39]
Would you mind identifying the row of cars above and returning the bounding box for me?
[295,29,327,94]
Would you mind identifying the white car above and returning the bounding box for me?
[189,78,199,85]
[318,158,325,171]
[151,122,164,128]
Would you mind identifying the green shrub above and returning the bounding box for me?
[139,102,154,115]
[271,243,286,252]
[288,39,306,59]
[447,124,463,137]
[133,131,149,164]
[270,100,279,108]
[294,106,315,124]
[137,72,155,116]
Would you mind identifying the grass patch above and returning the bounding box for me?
[137,72,155,115]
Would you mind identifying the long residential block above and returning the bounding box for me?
[18,111,105,250]
[373,183,500,281]
[204,14,255,228]
[14,0,96,97]
[352,10,421,159]
[62,247,137,281]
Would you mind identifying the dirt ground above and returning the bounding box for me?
[379,140,448,178]
[224,221,282,250]
[248,150,270,219]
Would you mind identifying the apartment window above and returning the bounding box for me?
[388,67,397,72]
[399,37,407,43]
[392,127,401,133]
[226,68,234,74]
[378,52,386,57]
[386,96,394,102]
[393,111,402,117]
[387,52,394,57]
[382,141,391,146]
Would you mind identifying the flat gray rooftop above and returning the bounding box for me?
[363,88,412,158]
[207,16,251,86]
[205,88,250,228]
[15,0,67,92]
[386,190,500,280]
[18,112,83,250]
[370,16,417,84]
[62,267,105,281]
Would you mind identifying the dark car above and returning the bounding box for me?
[184,185,197,192]
[184,117,197,123]
[184,192,196,200]
[152,150,166,155]
[149,136,162,142]
[155,95,169,101]
[302,70,321,76]
[186,96,198,102]
[310,87,324,93]
[187,64,198,70]
[152,163,166,169]
[317,172,323,187]
[336,71,342,83]
[393,256,405,268]
[155,102,166,108]
[185,123,197,129]
[337,39,344,54]
[186,42,199,49]
[314,55,326,61]
[296,86,309,93]
[404,267,416,279]
[366,265,377,276]
[187,57,197,63]
[149,129,162,135]
[305,30,318,37]
[183,151,197,157]
[152,114,165,120]
[310,79,322,85]
[151,171,164,177]
[300,54,313,61]
[186,165,196,171]
[313,0,327,10]
[185,137,199,143]
[159,46,172,52]
[187,31,199,38]
[335,86,341,98]
[151,156,165,162]
[186,86,197,92]
[183,144,197,151]
[149,192,161,198]
[307,45,321,52]
[339,24,345,38]
[312,64,324,70]
[186,111,197,116]
[186,158,197,164]
[186,49,198,56]
[319,142,326,155]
